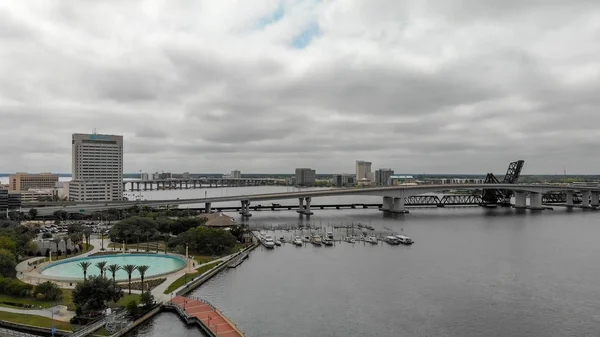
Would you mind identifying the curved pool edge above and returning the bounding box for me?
[35,253,188,283]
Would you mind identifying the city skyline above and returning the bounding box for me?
[2,1,600,174]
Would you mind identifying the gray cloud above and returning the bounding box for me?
[1,0,600,174]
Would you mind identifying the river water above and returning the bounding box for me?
[114,186,600,336]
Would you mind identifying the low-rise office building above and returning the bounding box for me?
[333,174,356,186]
[295,168,316,186]
[9,172,59,192]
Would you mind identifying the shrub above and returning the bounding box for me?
[34,282,63,301]
[57,250,62,256]
[0,277,33,298]
[36,293,45,300]
[126,300,139,317]
[36,251,42,257]
[42,233,52,239]
[140,292,155,308]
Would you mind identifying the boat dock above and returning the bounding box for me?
[167,296,244,337]
[227,250,250,268]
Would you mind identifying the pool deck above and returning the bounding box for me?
[169,296,244,337]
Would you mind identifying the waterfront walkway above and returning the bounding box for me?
[170,296,243,337]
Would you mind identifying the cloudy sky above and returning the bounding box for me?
[1,0,599,175]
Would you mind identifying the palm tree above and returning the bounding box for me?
[134,230,142,251]
[95,261,108,278]
[122,264,137,294]
[137,265,149,294]
[78,261,92,281]
[107,264,121,286]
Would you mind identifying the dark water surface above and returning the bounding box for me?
[129,187,600,337]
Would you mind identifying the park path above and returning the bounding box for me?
[152,255,232,303]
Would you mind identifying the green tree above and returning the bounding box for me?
[83,228,92,250]
[107,264,121,286]
[125,299,139,317]
[0,249,17,277]
[78,261,92,281]
[122,265,137,295]
[34,282,63,301]
[72,276,123,315]
[140,292,155,308]
[137,265,149,294]
[95,261,108,278]
[28,208,38,220]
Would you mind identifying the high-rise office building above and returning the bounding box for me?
[9,173,59,192]
[295,168,316,186]
[375,169,394,186]
[333,174,356,186]
[356,161,373,181]
[69,133,123,201]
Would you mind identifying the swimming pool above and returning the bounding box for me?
[40,254,186,281]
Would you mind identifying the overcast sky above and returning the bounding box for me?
[1,1,599,175]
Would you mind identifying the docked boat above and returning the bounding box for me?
[263,235,275,249]
[322,238,334,246]
[279,236,285,243]
[311,235,322,246]
[294,236,303,246]
[395,235,414,245]
[326,232,334,240]
[385,236,400,245]
[274,239,282,246]
[367,236,378,244]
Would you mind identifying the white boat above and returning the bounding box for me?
[311,235,322,246]
[274,240,282,246]
[385,236,400,245]
[294,236,303,246]
[367,236,378,244]
[395,235,414,245]
[263,235,275,249]
[326,232,334,240]
[322,238,334,246]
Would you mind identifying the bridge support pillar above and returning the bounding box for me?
[379,197,393,212]
[566,190,574,207]
[391,197,409,214]
[240,200,252,217]
[529,192,543,210]
[514,192,527,209]
[303,197,314,215]
[205,202,212,214]
[582,190,591,208]
[591,192,599,208]
[296,198,304,214]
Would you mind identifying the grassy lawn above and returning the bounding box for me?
[193,255,215,265]
[117,293,141,307]
[0,294,56,309]
[0,311,73,331]
[163,261,220,294]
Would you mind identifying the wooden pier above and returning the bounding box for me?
[168,296,244,337]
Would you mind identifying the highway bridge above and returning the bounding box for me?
[29,184,600,217]
[123,178,284,191]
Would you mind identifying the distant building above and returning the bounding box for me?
[390,175,416,185]
[15,190,53,202]
[375,169,394,186]
[230,170,241,179]
[181,172,191,179]
[295,168,316,186]
[286,177,296,185]
[333,174,356,186]
[140,172,149,180]
[69,133,124,202]
[356,161,373,182]
[9,172,58,192]
[159,172,173,180]
[0,189,7,213]
[151,172,161,180]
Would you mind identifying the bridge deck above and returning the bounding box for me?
[170,296,243,337]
